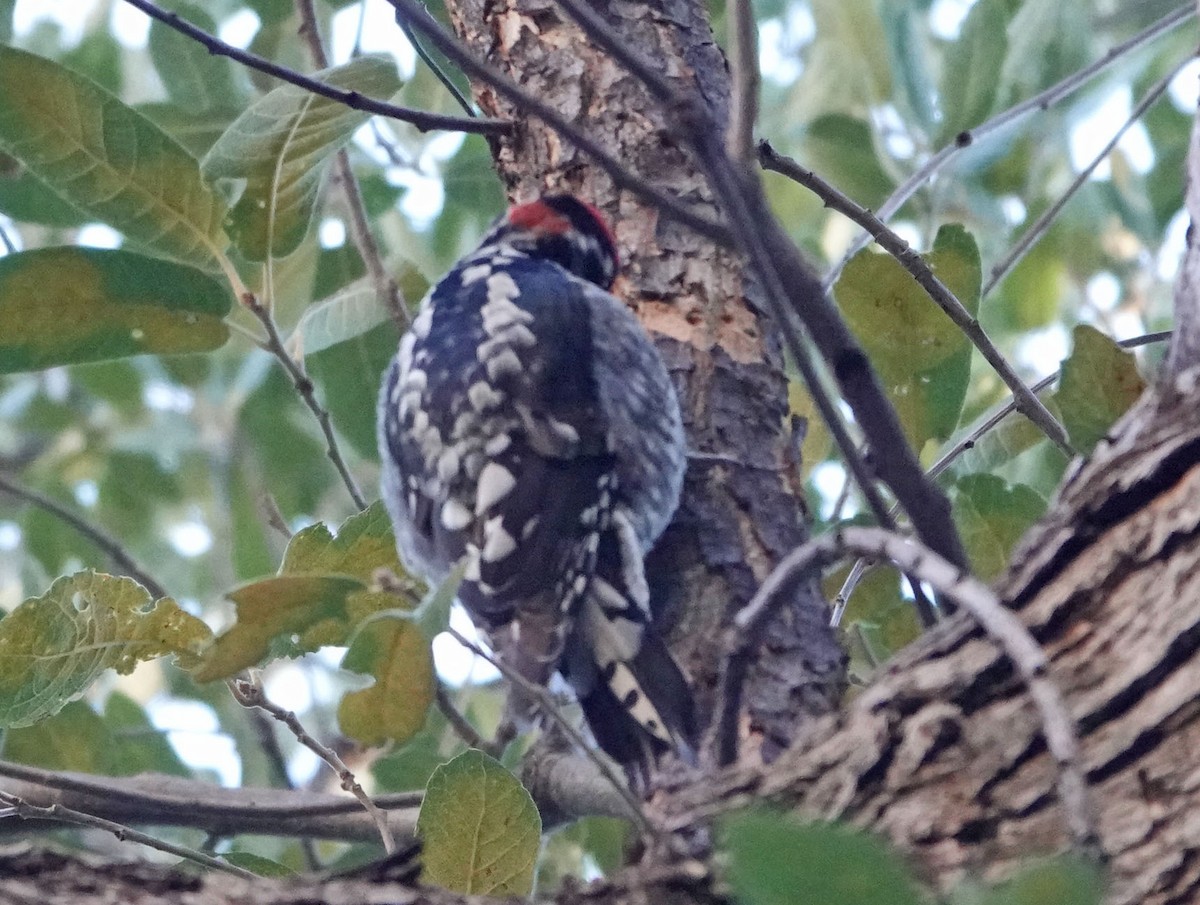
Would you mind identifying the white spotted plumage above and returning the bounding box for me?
[378,195,694,778]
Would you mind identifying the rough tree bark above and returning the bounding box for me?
[9,2,1200,904]
[443,0,845,759]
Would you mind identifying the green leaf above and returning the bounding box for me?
[280,501,403,578]
[0,572,212,728]
[723,811,923,905]
[937,0,1009,143]
[292,281,393,357]
[307,320,400,460]
[0,248,231,373]
[201,56,403,260]
[148,3,245,113]
[827,564,917,672]
[800,115,894,209]
[966,856,1104,905]
[952,474,1046,582]
[1055,325,1146,454]
[0,155,90,226]
[104,690,191,777]
[2,700,118,772]
[0,45,228,268]
[835,224,982,453]
[373,729,448,792]
[338,616,434,746]
[417,749,541,895]
[790,0,891,121]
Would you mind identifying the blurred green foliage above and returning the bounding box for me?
[0,0,1183,891]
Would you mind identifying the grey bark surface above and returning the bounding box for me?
[444,0,845,761]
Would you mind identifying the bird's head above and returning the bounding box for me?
[487,194,620,290]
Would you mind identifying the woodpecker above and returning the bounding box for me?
[377,194,695,777]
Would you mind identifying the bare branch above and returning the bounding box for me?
[550,0,968,569]
[0,473,170,600]
[759,140,1072,456]
[243,292,368,511]
[825,3,1195,284]
[0,760,421,843]
[716,526,1100,858]
[983,59,1188,298]
[0,789,258,879]
[118,0,507,136]
[386,0,731,245]
[434,682,490,753]
[229,677,397,854]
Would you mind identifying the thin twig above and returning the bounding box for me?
[293,0,409,328]
[118,0,507,135]
[760,140,1072,456]
[824,3,1195,285]
[394,4,476,117]
[982,60,1189,298]
[243,292,368,510]
[386,0,732,246]
[726,0,759,163]
[435,681,490,753]
[716,526,1100,858]
[444,626,652,835]
[0,473,170,600]
[0,789,258,879]
[551,0,968,569]
[229,676,397,854]
[245,706,321,870]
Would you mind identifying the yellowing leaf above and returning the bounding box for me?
[338,617,434,746]
[194,504,412,682]
[417,749,541,896]
[1055,325,1146,454]
[0,247,230,373]
[835,224,981,453]
[191,575,364,682]
[0,45,227,268]
[0,572,211,728]
[202,56,403,260]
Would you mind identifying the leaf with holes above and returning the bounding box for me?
[201,56,402,260]
[1055,325,1146,454]
[0,248,230,373]
[0,572,211,728]
[835,224,981,454]
[417,749,541,895]
[0,45,228,268]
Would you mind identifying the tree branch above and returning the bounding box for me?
[715,526,1100,858]
[0,473,170,601]
[758,140,1072,455]
[117,0,507,136]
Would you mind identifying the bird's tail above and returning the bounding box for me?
[561,516,696,782]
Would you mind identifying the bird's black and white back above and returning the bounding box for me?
[378,195,695,775]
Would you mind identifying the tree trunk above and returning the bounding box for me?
[443,0,845,760]
[12,2,1200,903]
